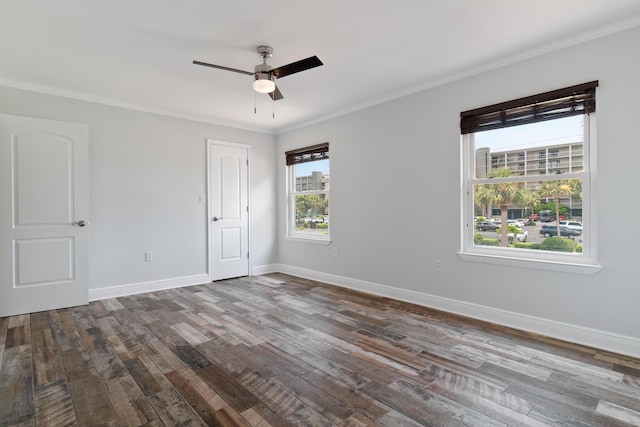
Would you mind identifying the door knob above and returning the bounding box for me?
[213,217,221,222]
[73,220,87,227]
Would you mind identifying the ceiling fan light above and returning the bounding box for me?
[253,73,275,93]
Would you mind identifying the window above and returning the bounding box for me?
[285,143,330,242]
[460,82,601,274]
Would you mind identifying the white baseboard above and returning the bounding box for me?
[275,264,640,359]
[89,274,210,301]
[251,263,280,276]
[88,265,283,301]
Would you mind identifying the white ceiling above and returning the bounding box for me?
[2,1,639,134]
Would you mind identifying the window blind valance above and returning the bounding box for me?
[285,143,329,166]
[460,81,598,135]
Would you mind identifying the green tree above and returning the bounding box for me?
[295,197,307,220]
[475,168,536,246]
[536,202,569,217]
[295,194,328,224]
[536,179,580,236]
[307,194,321,219]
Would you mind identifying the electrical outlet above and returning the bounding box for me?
[436,260,444,272]
[333,247,339,257]
[145,251,153,262]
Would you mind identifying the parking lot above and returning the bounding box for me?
[475,221,582,244]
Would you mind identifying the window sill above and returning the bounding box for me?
[457,251,602,275]
[285,235,332,245]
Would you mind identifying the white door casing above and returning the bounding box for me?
[208,140,249,281]
[0,114,89,317]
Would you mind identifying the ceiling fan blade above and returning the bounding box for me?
[268,85,284,101]
[271,56,323,79]
[192,60,254,76]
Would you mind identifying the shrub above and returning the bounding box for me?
[512,242,535,249]
[540,236,576,252]
[474,233,500,246]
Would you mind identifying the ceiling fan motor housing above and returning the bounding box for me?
[254,62,273,74]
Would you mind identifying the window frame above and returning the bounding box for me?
[459,89,601,275]
[285,143,331,244]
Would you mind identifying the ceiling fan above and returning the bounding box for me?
[193,46,323,101]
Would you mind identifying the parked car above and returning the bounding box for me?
[529,213,540,221]
[508,230,528,242]
[539,224,581,238]
[559,220,583,232]
[476,221,500,231]
[507,219,525,228]
[539,210,556,222]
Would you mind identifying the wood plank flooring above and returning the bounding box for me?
[1,273,639,426]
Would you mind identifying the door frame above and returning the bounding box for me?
[206,139,251,281]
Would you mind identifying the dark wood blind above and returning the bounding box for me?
[460,81,598,135]
[285,143,329,166]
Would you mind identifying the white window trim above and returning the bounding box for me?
[459,115,601,275]
[285,161,331,243]
[285,235,332,245]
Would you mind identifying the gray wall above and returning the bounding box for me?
[0,87,279,290]
[277,27,640,353]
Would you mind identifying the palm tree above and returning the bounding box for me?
[536,179,579,236]
[307,194,321,219]
[475,168,536,246]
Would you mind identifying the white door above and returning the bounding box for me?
[208,140,249,281]
[0,114,89,317]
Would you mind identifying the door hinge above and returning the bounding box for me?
[247,205,249,212]
[247,252,249,258]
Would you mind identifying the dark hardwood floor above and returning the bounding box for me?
[1,273,639,426]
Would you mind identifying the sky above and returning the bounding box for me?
[295,159,329,176]
[475,115,583,151]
